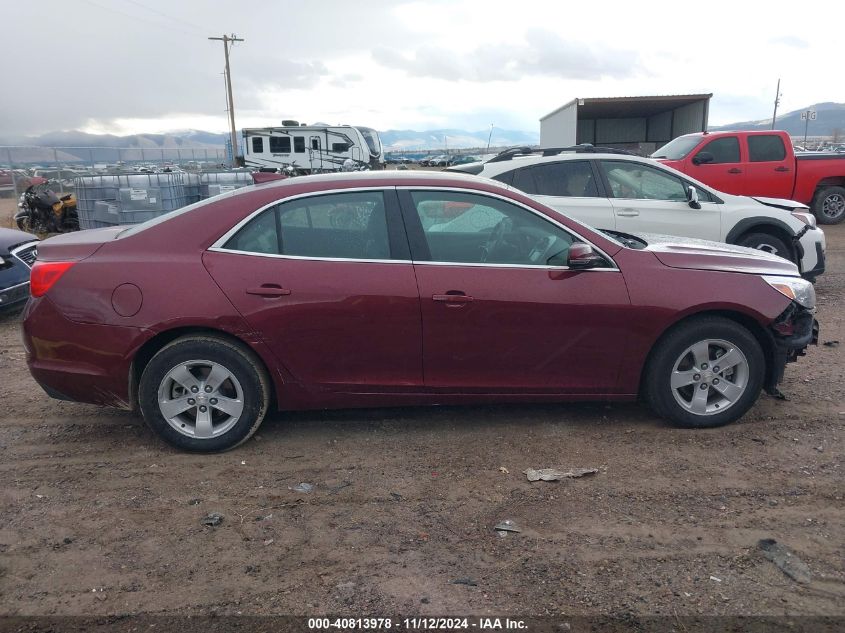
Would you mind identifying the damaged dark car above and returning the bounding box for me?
[0,228,38,313]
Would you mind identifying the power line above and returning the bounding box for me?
[79,0,198,38]
[118,0,205,34]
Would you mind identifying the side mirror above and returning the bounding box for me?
[691,151,714,166]
[687,185,701,209]
[566,243,606,270]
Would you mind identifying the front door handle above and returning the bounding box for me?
[433,292,474,306]
[616,209,639,217]
[246,284,291,297]
[774,166,790,172]
[728,168,742,174]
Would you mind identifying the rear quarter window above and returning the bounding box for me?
[491,170,514,186]
[511,168,537,194]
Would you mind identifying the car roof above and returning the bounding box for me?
[240,168,514,195]
[477,151,656,175]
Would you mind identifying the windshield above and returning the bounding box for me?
[652,135,703,160]
[357,127,382,157]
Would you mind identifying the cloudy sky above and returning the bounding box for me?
[1,0,842,137]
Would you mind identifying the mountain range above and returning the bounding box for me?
[2,103,843,162]
[710,102,845,137]
[0,127,539,156]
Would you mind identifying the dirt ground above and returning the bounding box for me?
[1,196,843,622]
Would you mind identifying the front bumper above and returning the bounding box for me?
[764,302,819,396]
[0,281,30,312]
[796,227,826,281]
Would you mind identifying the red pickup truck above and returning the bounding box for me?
[654,130,845,224]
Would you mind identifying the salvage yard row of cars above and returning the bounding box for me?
[19,163,819,451]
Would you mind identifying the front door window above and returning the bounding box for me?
[408,190,579,267]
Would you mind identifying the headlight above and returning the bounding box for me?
[763,275,816,309]
[791,210,817,228]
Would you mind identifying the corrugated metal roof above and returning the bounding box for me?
[541,94,713,121]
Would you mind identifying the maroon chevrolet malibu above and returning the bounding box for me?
[22,172,818,451]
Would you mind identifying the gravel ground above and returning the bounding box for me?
[0,197,843,621]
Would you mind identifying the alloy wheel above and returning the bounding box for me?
[822,193,845,220]
[670,339,749,416]
[157,359,245,439]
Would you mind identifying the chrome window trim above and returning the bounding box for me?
[208,246,410,265]
[209,185,620,272]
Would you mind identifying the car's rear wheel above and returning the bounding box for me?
[737,231,793,262]
[139,335,270,452]
[812,186,845,225]
[644,317,765,428]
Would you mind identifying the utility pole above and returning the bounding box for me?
[771,78,781,130]
[209,33,244,165]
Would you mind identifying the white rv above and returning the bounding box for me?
[242,123,385,173]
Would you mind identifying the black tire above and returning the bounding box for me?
[737,231,793,262]
[643,317,765,429]
[138,335,271,452]
[811,186,845,225]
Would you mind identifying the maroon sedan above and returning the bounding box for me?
[22,172,817,451]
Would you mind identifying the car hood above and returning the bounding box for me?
[0,227,38,256]
[751,196,808,211]
[636,233,800,276]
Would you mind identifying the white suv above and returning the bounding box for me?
[448,147,826,280]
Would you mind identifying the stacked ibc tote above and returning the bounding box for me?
[74,170,253,229]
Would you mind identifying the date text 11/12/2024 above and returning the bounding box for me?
[308,617,528,630]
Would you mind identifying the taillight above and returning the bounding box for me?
[30,261,74,297]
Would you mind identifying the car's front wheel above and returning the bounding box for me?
[737,232,793,263]
[644,317,765,428]
[138,335,271,452]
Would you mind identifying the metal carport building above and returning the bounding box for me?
[539,94,712,154]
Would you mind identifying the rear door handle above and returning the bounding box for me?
[774,166,790,172]
[616,209,639,217]
[728,168,742,174]
[432,293,474,305]
[246,284,291,297]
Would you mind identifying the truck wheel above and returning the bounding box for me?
[737,232,793,262]
[812,186,845,224]
[643,317,765,429]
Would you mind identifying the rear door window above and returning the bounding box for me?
[748,135,787,162]
[223,191,391,260]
